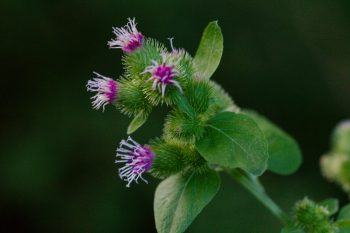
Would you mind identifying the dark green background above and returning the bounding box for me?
[1,0,350,232]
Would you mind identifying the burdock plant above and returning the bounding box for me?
[86,18,350,233]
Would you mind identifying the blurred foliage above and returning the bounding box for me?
[1,0,350,232]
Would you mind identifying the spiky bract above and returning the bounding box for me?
[150,138,208,179]
[149,139,186,179]
[163,110,207,145]
[116,77,152,117]
[123,39,165,78]
[293,198,338,233]
[209,81,240,113]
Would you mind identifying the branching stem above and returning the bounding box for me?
[227,168,290,224]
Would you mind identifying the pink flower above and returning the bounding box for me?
[108,18,144,53]
[86,72,118,111]
[115,137,154,187]
[142,52,183,97]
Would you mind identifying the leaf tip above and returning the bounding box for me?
[126,126,135,135]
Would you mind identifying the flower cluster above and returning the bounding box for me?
[86,18,237,187]
[86,72,118,111]
[85,18,190,186]
[86,18,187,113]
[85,18,350,233]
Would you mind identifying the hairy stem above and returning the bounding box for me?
[226,168,290,224]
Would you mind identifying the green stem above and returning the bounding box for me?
[227,168,290,224]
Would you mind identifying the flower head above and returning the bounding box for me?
[293,198,338,233]
[115,136,154,187]
[86,72,118,111]
[108,18,144,53]
[142,52,183,97]
[168,37,186,57]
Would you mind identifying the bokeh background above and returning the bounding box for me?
[1,0,350,232]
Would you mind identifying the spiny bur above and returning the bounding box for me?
[293,198,338,233]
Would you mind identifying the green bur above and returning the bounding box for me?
[333,121,350,155]
[321,120,350,195]
[282,198,338,233]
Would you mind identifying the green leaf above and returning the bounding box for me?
[338,220,350,227]
[337,220,350,233]
[127,112,148,134]
[318,198,339,216]
[154,170,220,233]
[338,204,350,221]
[244,110,302,175]
[193,21,223,80]
[196,112,268,176]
